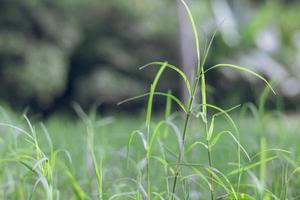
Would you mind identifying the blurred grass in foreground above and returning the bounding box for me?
[0,104,299,199]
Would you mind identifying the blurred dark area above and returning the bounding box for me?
[0,0,300,116]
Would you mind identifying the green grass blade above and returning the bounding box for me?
[146,62,168,133]
[127,130,148,161]
[65,170,91,200]
[210,130,250,161]
[140,62,191,96]
[227,156,278,176]
[205,64,276,94]
[147,121,183,160]
[151,156,175,175]
[178,0,200,73]
[163,90,172,139]
[118,92,187,113]
[186,141,208,154]
[206,116,215,141]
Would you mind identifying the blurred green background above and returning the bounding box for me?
[1,0,300,115]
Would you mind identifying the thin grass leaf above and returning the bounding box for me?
[127,130,148,164]
[151,156,175,175]
[227,156,278,176]
[152,192,166,200]
[181,171,211,191]
[0,122,34,140]
[210,130,249,160]
[186,141,208,154]
[65,169,91,200]
[91,152,103,200]
[200,24,221,70]
[193,103,239,132]
[258,84,273,116]
[206,167,232,195]
[163,90,172,139]
[140,62,192,96]
[146,62,168,133]
[147,121,183,159]
[108,192,136,200]
[118,92,187,113]
[32,157,48,171]
[179,0,200,72]
[205,64,276,94]
[259,137,267,190]
[207,116,215,141]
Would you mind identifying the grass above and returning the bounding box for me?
[0,106,300,199]
[1,0,300,199]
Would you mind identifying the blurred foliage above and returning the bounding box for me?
[0,0,178,113]
[0,0,300,113]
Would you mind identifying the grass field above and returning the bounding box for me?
[0,104,300,199]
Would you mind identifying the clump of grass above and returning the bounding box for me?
[0,116,57,200]
[119,0,282,199]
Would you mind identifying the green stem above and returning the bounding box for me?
[171,112,191,199]
[206,140,214,200]
[147,157,151,200]
[171,72,201,199]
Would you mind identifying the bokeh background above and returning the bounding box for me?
[1,0,300,115]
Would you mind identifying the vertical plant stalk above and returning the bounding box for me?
[146,63,168,200]
[171,0,218,199]
[87,122,103,200]
[171,0,205,199]
[206,130,214,200]
[73,104,103,200]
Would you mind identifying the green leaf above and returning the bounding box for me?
[205,63,276,95]
[140,62,192,96]
[118,92,186,113]
[206,116,215,141]
[146,62,168,133]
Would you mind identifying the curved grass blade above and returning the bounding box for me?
[151,156,175,175]
[181,168,212,191]
[146,62,168,133]
[205,64,276,94]
[210,130,249,161]
[127,130,148,161]
[186,141,208,154]
[118,92,186,113]
[179,0,200,72]
[147,121,183,159]
[227,156,278,176]
[140,62,191,96]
